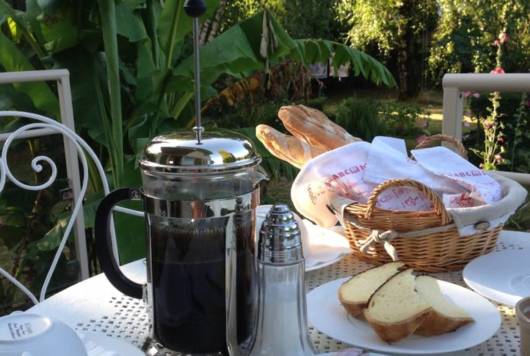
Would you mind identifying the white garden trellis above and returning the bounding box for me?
[0,70,142,305]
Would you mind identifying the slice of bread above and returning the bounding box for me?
[414,275,474,336]
[338,261,406,317]
[364,269,432,343]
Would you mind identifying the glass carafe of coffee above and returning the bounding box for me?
[94,130,266,355]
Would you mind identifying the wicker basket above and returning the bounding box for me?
[340,134,502,272]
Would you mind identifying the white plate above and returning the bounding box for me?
[464,249,530,307]
[498,230,530,248]
[256,205,350,272]
[79,332,143,356]
[307,278,501,355]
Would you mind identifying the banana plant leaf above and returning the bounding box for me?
[0,32,58,117]
[158,0,219,68]
[169,10,396,128]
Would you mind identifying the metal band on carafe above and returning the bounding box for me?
[142,190,258,219]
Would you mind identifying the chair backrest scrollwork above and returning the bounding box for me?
[0,111,142,305]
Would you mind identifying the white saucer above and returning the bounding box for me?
[307,278,500,355]
[464,249,530,307]
[79,332,143,356]
[256,205,350,271]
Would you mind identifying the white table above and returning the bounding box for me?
[30,230,529,355]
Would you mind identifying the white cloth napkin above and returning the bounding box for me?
[363,136,465,210]
[412,146,502,206]
[291,141,374,227]
[445,172,526,235]
[291,136,518,236]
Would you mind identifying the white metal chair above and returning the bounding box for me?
[0,70,142,307]
[0,110,143,305]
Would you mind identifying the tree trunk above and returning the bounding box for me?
[397,0,422,99]
[396,24,409,99]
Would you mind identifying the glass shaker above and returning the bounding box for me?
[249,205,316,356]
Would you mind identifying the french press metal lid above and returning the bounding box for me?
[139,130,261,174]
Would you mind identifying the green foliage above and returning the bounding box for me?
[429,0,530,81]
[505,196,530,232]
[336,0,437,97]
[97,0,124,186]
[467,92,530,172]
[379,102,423,138]
[293,39,396,87]
[0,140,79,312]
[334,97,384,141]
[332,97,424,141]
[509,93,530,172]
[281,0,337,39]
[463,32,530,172]
[219,0,284,32]
[0,2,393,184]
[219,0,338,40]
[336,0,529,92]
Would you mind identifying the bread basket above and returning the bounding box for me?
[335,134,507,272]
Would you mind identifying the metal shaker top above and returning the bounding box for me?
[258,204,304,264]
[139,130,261,175]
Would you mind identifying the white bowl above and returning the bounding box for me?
[0,312,87,356]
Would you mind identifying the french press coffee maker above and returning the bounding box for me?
[94,0,265,354]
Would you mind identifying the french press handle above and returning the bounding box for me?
[94,188,143,299]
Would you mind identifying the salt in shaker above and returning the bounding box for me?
[249,204,316,356]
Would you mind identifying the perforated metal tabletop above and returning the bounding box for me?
[30,231,528,355]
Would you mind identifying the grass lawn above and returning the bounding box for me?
[322,89,476,136]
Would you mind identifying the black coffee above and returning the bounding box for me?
[148,213,255,354]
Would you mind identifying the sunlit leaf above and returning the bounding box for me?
[37,218,67,251]
[7,17,19,41]
[0,32,58,116]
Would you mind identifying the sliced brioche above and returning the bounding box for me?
[338,261,406,317]
[364,269,432,343]
[414,275,473,336]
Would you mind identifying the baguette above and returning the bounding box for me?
[364,269,432,343]
[338,261,406,317]
[414,275,474,336]
[278,105,361,151]
[255,124,325,168]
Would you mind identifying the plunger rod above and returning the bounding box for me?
[184,0,207,144]
[192,17,203,143]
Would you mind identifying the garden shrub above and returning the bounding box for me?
[333,98,384,141]
[331,97,424,141]
[466,92,530,172]
[429,0,529,84]
[469,93,522,121]
[379,102,424,138]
